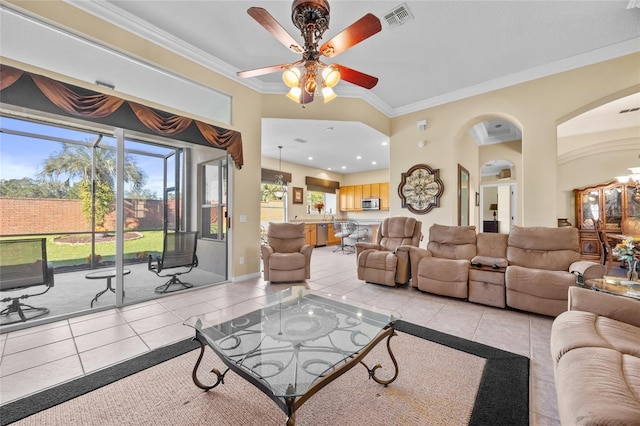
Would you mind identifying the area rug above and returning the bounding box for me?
[0,320,529,425]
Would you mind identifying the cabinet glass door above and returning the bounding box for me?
[603,186,622,229]
[581,190,600,228]
[626,186,640,235]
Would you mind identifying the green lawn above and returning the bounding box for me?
[1,231,164,267]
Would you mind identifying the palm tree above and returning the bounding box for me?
[40,143,145,230]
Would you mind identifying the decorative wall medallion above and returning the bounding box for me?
[398,164,444,214]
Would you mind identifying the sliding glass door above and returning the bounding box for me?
[0,113,227,329]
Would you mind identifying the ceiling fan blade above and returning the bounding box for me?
[248,7,304,54]
[320,13,382,58]
[237,64,289,78]
[334,64,378,89]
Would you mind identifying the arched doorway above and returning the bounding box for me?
[460,117,522,232]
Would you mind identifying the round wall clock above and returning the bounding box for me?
[398,164,444,214]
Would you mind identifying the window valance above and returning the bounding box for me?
[0,65,243,169]
[261,168,292,184]
[305,177,340,194]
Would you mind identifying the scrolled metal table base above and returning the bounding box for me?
[191,335,229,391]
[189,323,398,425]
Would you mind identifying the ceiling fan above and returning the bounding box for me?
[237,0,382,104]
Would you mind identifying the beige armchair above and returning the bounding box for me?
[355,216,422,287]
[261,222,313,283]
[505,226,604,316]
[407,224,477,298]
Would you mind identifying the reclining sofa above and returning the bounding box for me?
[404,224,605,317]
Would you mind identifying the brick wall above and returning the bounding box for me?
[0,198,168,236]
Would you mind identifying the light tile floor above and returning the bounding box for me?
[0,246,560,424]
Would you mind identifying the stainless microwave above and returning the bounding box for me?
[362,198,380,210]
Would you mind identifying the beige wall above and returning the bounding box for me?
[387,55,640,233]
[3,1,640,277]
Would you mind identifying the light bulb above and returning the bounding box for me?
[322,66,340,88]
[282,67,300,88]
[322,86,337,103]
[304,75,317,94]
[286,87,302,103]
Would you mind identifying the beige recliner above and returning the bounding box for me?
[355,217,422,287]
[505,226,604,317]
[408,224,477,298]
[261,222,313,283]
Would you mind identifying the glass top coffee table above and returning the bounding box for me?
[584,276,640,300]
[184,287,400,425]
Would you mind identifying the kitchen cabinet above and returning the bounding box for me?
[354,186,363,212]
[361,184,371,199]
[339,182,390,212]
[327,223,341,245]
[304,224,316,246]
[370,183,380,198]
[340,186,355,211]
[379,182,389,210]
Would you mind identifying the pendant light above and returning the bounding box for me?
[273,146,286,199]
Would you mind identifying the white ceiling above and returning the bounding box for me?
[62,1,640,173]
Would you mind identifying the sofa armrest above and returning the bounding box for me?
[394,245,413,284]
[300,244,314,258]
[471,255,507,268]
[568,286,640,328]
[400,246,432,286]
[569,260,605,281]
[355,242,382,257]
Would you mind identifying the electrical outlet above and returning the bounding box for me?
[239,256,245,264]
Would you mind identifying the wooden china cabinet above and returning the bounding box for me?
[574,180,640,261]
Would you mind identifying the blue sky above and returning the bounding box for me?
[0,116,169,198]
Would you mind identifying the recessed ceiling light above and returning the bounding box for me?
[372,161,377,165]
[382,141,388,146]
[341,166,346,169]
[327,167,332,170]
[308,156,313,160]
[356,155,362,160]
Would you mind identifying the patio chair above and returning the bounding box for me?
[0,238,54,325]
[148,231,199,293]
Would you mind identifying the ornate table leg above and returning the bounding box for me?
[360,327,399,386]
[191,335,229,391]
[285,397,296,426]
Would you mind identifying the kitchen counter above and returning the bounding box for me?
[289,219,382,246]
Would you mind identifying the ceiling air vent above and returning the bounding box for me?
[293,137,308,143]
[619,107,640,114]
[384,3,413,28]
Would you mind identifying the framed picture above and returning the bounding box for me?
[293,187,304,204]
[475,192,480,207]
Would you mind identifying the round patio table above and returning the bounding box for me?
[85,268,131,307]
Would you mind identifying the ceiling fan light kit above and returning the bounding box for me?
[238,0,382,105]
